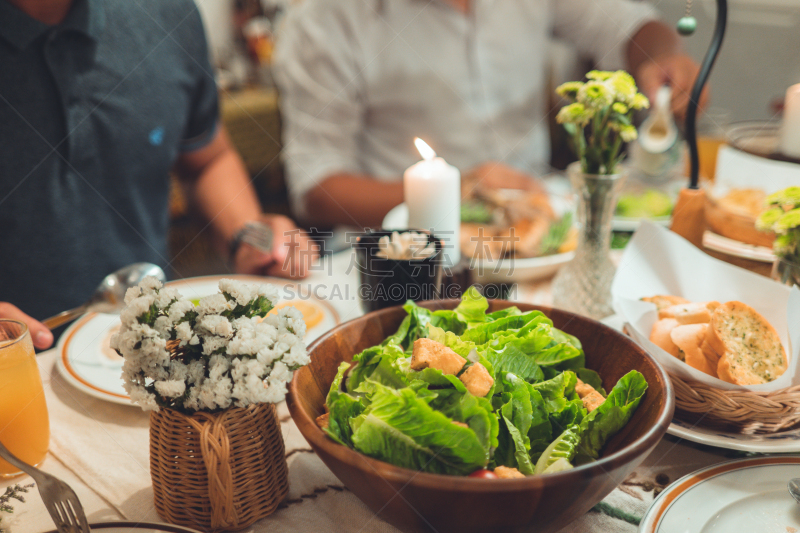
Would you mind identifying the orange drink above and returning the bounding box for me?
[0,320,50,476]
[697,136,726,181]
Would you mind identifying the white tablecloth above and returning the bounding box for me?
[1,252,736,533]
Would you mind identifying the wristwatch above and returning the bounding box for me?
[229,221,274,262]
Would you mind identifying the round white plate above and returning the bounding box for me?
[43,522,202,533]
[667,417,800,453]
[382,203,574,283]
[55,275,340,405]
[639,456,800,533]
[703,230,776,263]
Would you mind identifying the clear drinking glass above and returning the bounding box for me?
[0,320,50,477]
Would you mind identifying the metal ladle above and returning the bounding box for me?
[42,262,166,330]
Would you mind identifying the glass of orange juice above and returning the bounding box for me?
[0,320,50,477]
[695,108,731,182]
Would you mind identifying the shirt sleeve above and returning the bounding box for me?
[272,0,365,220]
[177,3,220,152]
[552,0,659,71]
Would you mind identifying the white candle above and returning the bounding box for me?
[780,84,800,159]
[404,138,461,268]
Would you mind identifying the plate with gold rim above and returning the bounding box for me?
[55,275,340,405]
[639,456,800,533]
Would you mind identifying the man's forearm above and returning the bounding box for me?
[304,173,404,228]
[175,128,262,245]
[626,20,681,73]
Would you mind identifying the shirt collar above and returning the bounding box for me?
[0,0,105,50]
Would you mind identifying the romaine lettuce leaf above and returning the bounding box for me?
[453,286,489,326]
[577,370,648,460]
[347,342,409,392]
[485,345,544,384]
[532,371,578,414]
[493,374,535,474]
[430,389,499,451]
[486,306,522,320]
[534,425,581,474]
[351,382,488,475]
[460,311,549,345]
[325,363,366,447]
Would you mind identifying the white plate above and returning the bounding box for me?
[667,417,800,453]
[55,275,340,405]
[382,203,574,283]
[703,230,776,263]
[639,456,800,533]
[43,522,202,533]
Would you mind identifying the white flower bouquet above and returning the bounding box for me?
[111,277,309,412]
[556,70,650,175]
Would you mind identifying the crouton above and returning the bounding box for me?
[642,295,690,311]
[575,378,595,398]
[316,413,329,430]
[494,466,525,479]
[458,363,494,397]
[581,390,605,412]
[411,338,466,375]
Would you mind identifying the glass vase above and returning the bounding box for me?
[772,256,800,287]
[552,162,626,319]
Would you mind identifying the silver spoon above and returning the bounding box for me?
[42,262,166,330]
[788,478,800,503]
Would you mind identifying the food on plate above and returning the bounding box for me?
[322,287,647,477]
[459,181,576,260]
[615,189,674,219]
[705,187,774,248]
[708,301,788,385]
[641,295,689,311]
[717,188,767,219]
[644,296,787,385]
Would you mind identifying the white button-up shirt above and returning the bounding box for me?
[274,0,657,218]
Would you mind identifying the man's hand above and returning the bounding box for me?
[462,162,545,195]
[0,303,53,350]
[232,214,317,279]
[636,54,709,120]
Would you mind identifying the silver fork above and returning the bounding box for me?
[0,439,90,533]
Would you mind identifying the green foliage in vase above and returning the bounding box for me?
[756,186,800,264]
[555,70,649,175]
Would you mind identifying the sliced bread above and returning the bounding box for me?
[642,295,690,311]
[659,301,721,324]
[708,301,788,385]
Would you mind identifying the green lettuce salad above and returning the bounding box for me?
[321,287,647,477]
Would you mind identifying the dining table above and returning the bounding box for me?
[1,250,766,533]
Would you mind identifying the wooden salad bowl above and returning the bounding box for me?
[287,300,674,533]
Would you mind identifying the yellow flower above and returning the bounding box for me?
[556,102,594,126]
[607,71,637,104]
[619,124,638,142]
[577,81,613,110]
[612,102,629,114]
[556,81,584,99]
[586,70,614,81]
[631,93,650,110]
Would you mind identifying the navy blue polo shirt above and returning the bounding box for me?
[0,0,219,319]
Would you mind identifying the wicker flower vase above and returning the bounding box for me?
[149,403,289,531]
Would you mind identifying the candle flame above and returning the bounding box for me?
[414,137,436,161]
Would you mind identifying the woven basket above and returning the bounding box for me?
[149,403,289,531]
[672,373,800,434]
